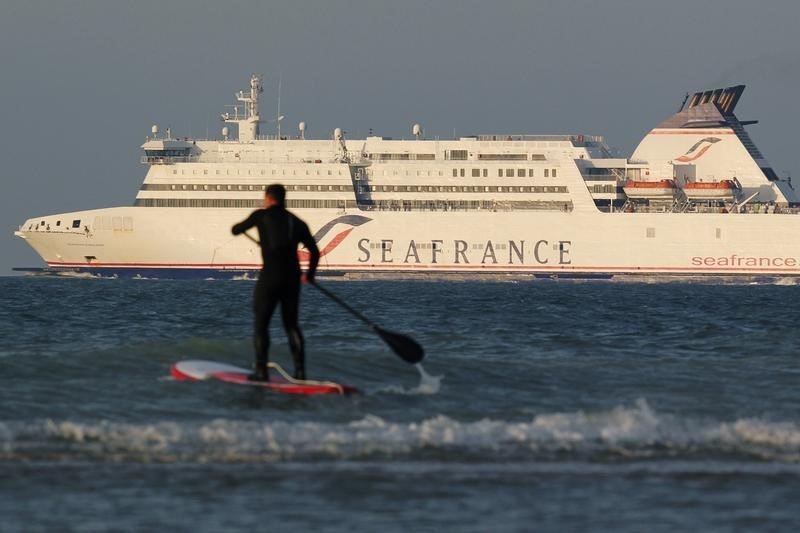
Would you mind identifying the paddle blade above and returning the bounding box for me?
[375,326,425,364]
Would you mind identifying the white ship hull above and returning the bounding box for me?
[14,80,800,279]
[16,205,800,278]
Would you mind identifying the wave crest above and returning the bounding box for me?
[2,401,798,463]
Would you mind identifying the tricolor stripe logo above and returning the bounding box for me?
[299,215,372,261]
[674,137,721,163]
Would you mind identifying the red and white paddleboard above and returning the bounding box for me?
[170,360,358,396]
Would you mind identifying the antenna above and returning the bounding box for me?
[277,74,282,139]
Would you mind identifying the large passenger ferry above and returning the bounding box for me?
[14,76,800,279]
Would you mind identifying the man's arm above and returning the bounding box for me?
[231,210,260,235]
[299,221,320,281]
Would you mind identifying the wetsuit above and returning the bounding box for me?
[231,206,320,379]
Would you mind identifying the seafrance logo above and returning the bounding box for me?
[357,238,573,266]
[674,137,721,163]
[298,215,372,261]
[299,215,573,266]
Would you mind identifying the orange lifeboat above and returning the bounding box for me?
[623,179,678,199]
[682,179,739,201]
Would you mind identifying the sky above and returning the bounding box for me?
[1,0,799,274]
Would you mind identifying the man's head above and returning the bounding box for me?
[264,184,286,208]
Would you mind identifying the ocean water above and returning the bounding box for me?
[1,276,798,532]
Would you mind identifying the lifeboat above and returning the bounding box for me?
[622,179,678,199]
[682,179,739,201]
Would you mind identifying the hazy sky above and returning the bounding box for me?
[2,0,799,274]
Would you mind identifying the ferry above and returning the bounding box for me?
[14,76,800,279]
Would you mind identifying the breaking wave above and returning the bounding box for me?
[2,401,798,464]
[52,271,107,279]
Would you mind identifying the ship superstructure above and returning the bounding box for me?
[14,77,800,278]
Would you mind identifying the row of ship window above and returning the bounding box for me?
[359,185,568,194]
[26,216,133,232]
[142,183,352,192]
[168,167,560,178]
[590,184,620,194]
[368,153,437,160]
[172,169,348,176]
[450,168,558,178]
[371,168,558,178]
[368,153,547,161]
[133,198,574,211]
[27,219,83,231]
[140,183,568,194]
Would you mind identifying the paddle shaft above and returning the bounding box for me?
[241,230,425,363]
[311,283,378,329]
[311,282,424,364]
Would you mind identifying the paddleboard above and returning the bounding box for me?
[170,359,358,395]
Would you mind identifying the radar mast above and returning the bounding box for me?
[220,74,263,142]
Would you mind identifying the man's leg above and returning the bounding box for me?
[280,282,306,380]
[252,279,280,380]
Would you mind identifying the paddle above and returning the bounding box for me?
[310,282,425,364]
[242,231,425,364]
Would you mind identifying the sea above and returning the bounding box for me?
[1,276,798,532]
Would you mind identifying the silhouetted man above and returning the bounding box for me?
[232,184,320,381]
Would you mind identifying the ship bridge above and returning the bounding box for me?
[140,137,195,164]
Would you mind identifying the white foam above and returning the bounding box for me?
[3,401,799,463]
[371,363,444,395]
[414,363,444,394]
[54,271,101,279]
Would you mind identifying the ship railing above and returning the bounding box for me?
[611,203,800,215]
[141,155,199,165]
[476,134,604,144]
[582,174,620,182]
